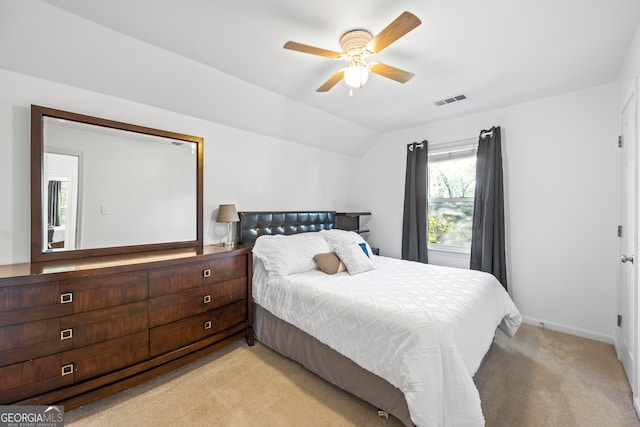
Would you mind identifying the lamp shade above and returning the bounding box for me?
[344,66,369,88]
[216,204,239,222]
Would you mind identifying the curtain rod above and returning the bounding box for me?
[429,136,476,147]
[408,141,425,151]
[409,129,493,151]
[480,130,493,139]
[431,130,492,147]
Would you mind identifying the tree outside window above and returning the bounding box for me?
[428,154,476,247]
[59,181,69,226]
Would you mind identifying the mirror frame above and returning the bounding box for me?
[31,105,204,263]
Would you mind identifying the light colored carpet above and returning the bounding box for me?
[478,324,640,427]
[65,324,640,426]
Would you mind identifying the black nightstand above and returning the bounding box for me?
[336,212,371,234]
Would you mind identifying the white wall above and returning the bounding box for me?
[618,26,640,110]
[361,84,619,342]
[0,69,363,265]
[0,1,377,158]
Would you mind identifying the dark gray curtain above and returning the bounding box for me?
[470,126,507,289]
[402,141,428,263]
[47,180,61,227]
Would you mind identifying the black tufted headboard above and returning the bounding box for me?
[238,211,336,246]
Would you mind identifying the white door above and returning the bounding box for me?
[44,152,80,250]
[618,86,637,394]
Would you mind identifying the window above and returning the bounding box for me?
[58,180,69,226]
[428,140,477,249]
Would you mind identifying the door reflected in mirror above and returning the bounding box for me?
[45,153,79,252]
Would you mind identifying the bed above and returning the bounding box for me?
[238,211,521,427]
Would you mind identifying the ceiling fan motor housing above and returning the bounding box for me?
[340,30,372,66]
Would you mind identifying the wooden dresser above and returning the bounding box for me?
[0,245,253,409]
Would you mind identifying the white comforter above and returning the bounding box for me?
[253,255,521,427]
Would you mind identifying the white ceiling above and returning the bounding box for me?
[41,0,640,135]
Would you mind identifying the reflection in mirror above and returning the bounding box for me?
[32,105,204,262]
[45,153,78,251]
[43,118,198,252]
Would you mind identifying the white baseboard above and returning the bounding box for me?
[614,336,623,361]
[634,396,640,420]
[521,316,613,344]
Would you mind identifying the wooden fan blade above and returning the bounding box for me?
[284,41,342,59]
[365,11,421,54]
[317,70,345,92]
[369,62,415,83]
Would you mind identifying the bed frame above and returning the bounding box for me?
[238,211,337,242]
[238,211,414,426]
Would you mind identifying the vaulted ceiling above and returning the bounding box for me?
[3,1,640,157]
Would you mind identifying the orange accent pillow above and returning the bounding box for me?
[313,252,347,275]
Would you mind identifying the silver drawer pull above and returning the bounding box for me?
[203,295,211,304]
[203,269,211,278]
[60,292,73,304]
[60,328,73,340]
[203,320,212,330]
[61,363,74,376]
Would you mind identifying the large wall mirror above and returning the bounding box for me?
[31,105,204,263]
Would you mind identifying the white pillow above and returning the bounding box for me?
[252,233,331,277]
[334,242,375,275]
[320,229,374,258]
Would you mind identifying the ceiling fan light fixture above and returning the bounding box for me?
[344,65,369,88]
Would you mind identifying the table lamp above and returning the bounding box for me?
[216,204,239,246]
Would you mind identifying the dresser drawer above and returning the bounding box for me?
[149,300,247,357]
[209,277,247,307]
[61,270,148,313]
[61,300,148,348]
[0,354,73,404]
[0,280,60,311]
[149,260,210,297]
[149,287,210,328]
[0,281,71,327]
[207,256,247,284]
[0,330,150,404]
[61,330,149,382]
[149,254,248,298]
[149,277,247,327]
[0,319,72,367]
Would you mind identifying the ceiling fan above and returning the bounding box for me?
[284,11,421,93]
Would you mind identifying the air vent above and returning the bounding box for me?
[434,94,467,106]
